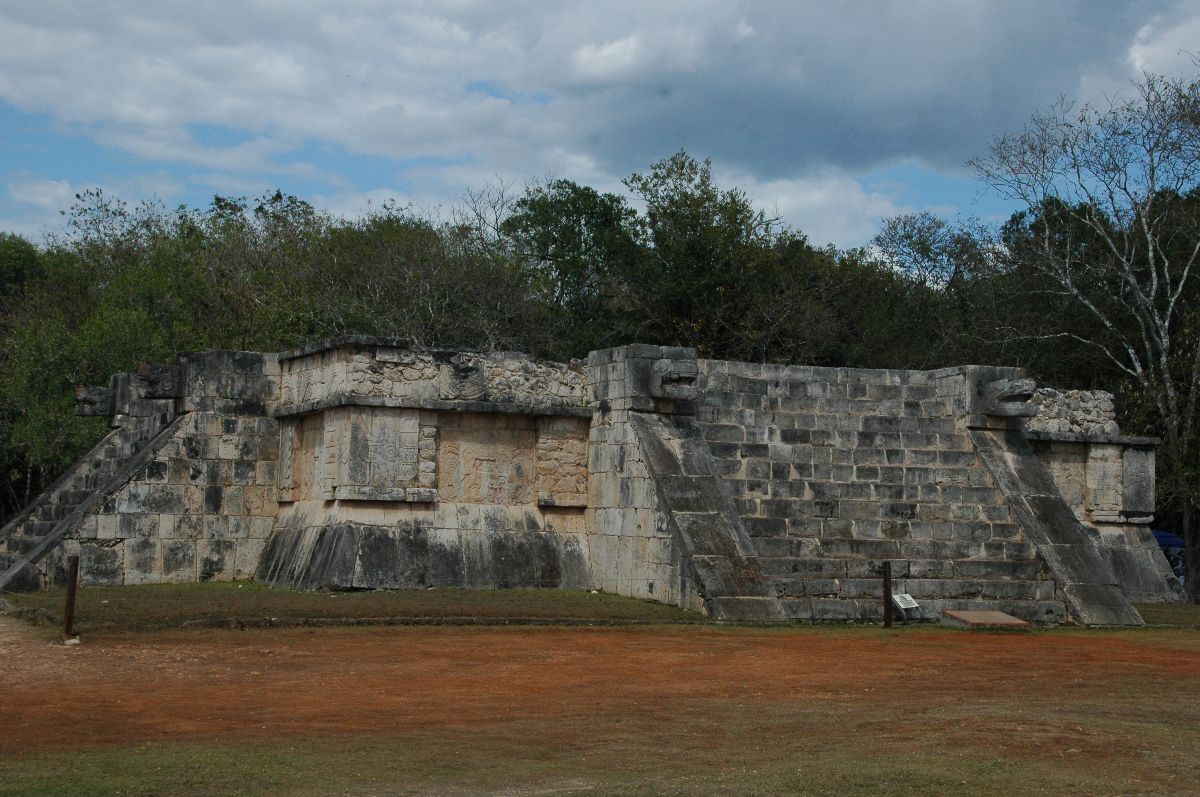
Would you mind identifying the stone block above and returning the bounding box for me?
[96,514,120,540]
[78,542,123,586]
[1122,447,1155,516]
[123,537,160,584]
[162,539,197,581]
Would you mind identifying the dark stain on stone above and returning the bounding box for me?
[203,486,223,514]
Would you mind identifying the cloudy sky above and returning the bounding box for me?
[2,1,1198,247]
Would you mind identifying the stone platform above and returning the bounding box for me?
[0,338,1183,625]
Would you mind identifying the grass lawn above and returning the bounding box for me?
[1135,600,1200,626]
[4,583,1197,635]
[0,580,701,633]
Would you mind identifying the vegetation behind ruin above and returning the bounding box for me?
[2,71,1197,596]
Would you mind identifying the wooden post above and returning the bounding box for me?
[882,560,893,628]
[62,555,80,641]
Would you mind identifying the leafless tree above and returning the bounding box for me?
[972,67,1200,599]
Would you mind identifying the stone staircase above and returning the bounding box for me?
[0,414,175,592]
[629,412,789,622]
[748,536,1066,623]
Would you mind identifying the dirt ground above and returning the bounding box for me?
[2,617,1199,795]
[1,618,1187,751]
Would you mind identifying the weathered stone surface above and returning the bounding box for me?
[74,385,114,416]
[1122,447,1155,516]
[1029,388,1120,436]
[980,377,1037,418]
[0,553,40,591]
[629,411,785,621]
[278,338,586,414]
[257,517,588,592]
[695,359,1069,623]
[2,338,1166,626]
[970,427,1143,626]
[650,358,700,402]
[136,362,184,399]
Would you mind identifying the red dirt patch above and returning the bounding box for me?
[2,619,1197,756]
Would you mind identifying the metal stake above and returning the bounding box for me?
[882,560,893,628]
[63,555,80,641]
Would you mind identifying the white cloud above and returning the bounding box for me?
[572,35,646,81]
[1129,12,1200,74]
[7,178,74,212]
[313,187,413,221]
[0,1,1197,244]
[718,170,907,249]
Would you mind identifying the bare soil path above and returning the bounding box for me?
[2,618,1198,795]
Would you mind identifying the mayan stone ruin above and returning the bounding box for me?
[0,337,1184,624]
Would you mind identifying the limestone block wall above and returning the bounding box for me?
[1030,438,1155,532]
[695,359,1061,621]
[4,335,1172,621]
[259,338,594,592]
[1025,396,1156,538]
[1029,388,1120,436]
[585,402,682,607]
[1024,386,1178,601]
[43,351,281,585]
[698,361,1023,548]
[1027,432,1178,603]
[260,409,591,591]
[585,346,710,609]
[584,345,788,621]
[279,336,587,413]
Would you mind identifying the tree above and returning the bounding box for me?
[500,179,642,356]
[0,233,42,299]
[621,151,786,355]
[972,68,1200,599]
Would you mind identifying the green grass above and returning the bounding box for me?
[1136,601,1200,626]
[0,581,701,632]
[0,704,1193,797]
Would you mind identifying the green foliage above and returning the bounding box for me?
[502,179,642,355]
[621,151,785,354]
[0,233,41,298]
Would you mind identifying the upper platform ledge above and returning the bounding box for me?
[276,338,589,417]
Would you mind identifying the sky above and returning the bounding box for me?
[2,1,1198,249]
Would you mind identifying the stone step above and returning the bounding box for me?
[769,574,1057,602]
[707,595,790,623]
[757,557,847,577]
[755,556,1045,581]
[55,489,94,506]
[4,534,47,556]
[21,520,58,538]
[750,536,1038,563]
[782,596,1067,624]
[0,552,41,592]
[95,450,127,467]
[33,504,72,522]
[79,473,106,490]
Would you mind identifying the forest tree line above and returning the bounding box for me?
[2,69,1197,597]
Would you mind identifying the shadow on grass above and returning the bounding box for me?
[1,581,704,633]
[1135,601,1200,627]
